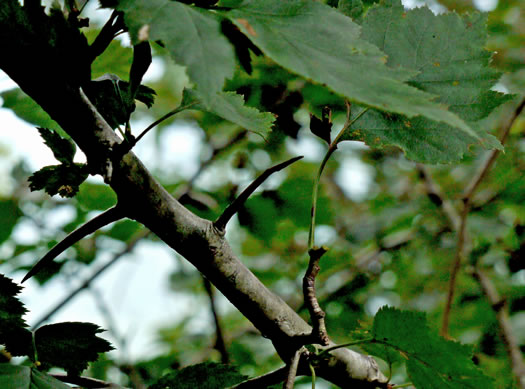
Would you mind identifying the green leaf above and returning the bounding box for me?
[28,164,89,198]
[150,362,246,389]
[85,29,134,80]
[0,89,66,137]
[34,322,114,376]
[366,307,494,389]
[112,0,236,105]
[83,74,156,129]
[0,198,22,245]
[338,0,364,19]
[37,128,76,164]
[0,365,70,389]
[225,0,471,133]
[183,89,275,137]
[76,182,117,211]
[0,274,32,357]
[342,0,514,163]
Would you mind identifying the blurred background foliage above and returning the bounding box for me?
[0,0,524,387]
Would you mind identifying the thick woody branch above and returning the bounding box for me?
[0,1,387,386]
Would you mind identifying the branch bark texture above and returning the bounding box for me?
[0,1,387,387]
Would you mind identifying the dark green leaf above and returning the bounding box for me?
[112,0,236,105]
[367,307,494,388]
[83,74,156,129]
[0,198,22,245]
[0,365,70,389]
[37,128,76,164]
[342,0,514,163]
[0,89,66,137]
[309,107,332,145]
[183,89,274,137]
[0,274,32,357]
[338,0,364,19]
[35,322,114,376]
[28,164,89,198]
[225,0,472,133]
[150,362,246,389]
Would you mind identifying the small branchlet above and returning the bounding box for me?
[304,246,330,346]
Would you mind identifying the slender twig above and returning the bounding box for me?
[416,164,460,231]
[462,98,525,201]
[284,348,302,389]
[441,202,469,338]
[133,101,198,145]
[31,229,147,330]
[232,367,289,388]
[441,97,525,338]
[303,247,330,346]
[203,276,229,364]
[308,103,369,249]
[214,156,304,231]
[473,268,525,389]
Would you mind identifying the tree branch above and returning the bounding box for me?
[303,247,330,346]
[441,97,525,338]
[0,2,387,386]
[203,276,229,364]
[472,268,525,389]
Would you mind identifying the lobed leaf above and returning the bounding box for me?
[110,0,236,106]
[28,163,89,198]
[367,307,494,388]
[0,274,32,357]
[224,0,471,134]
[34,322,114,376]
[340,0,513,163]
[182,88,275,137]
[37,128,76,165]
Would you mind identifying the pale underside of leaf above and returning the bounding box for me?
[226,0,473,135]
[346,0,512,163]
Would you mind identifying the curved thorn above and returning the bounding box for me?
[22,206,125,283]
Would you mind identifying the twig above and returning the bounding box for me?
[51,373,126,388]
[416,164,460,231]
[31,229,147,330]
[203,276,229,363]
[232,367,289,388]
[133,101,198,145]
[303,247,330,346]
[441,97,525,338]
[463,98,525,201]
[284,348,302,389]
[473,268,525,389]
[214,156,303,231]
[440,202,469,338]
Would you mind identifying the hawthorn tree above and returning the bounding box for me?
[0,0,524,388]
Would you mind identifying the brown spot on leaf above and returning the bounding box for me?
[453,81,459,86]
[433,62,440,67]
[237,18,257,37]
